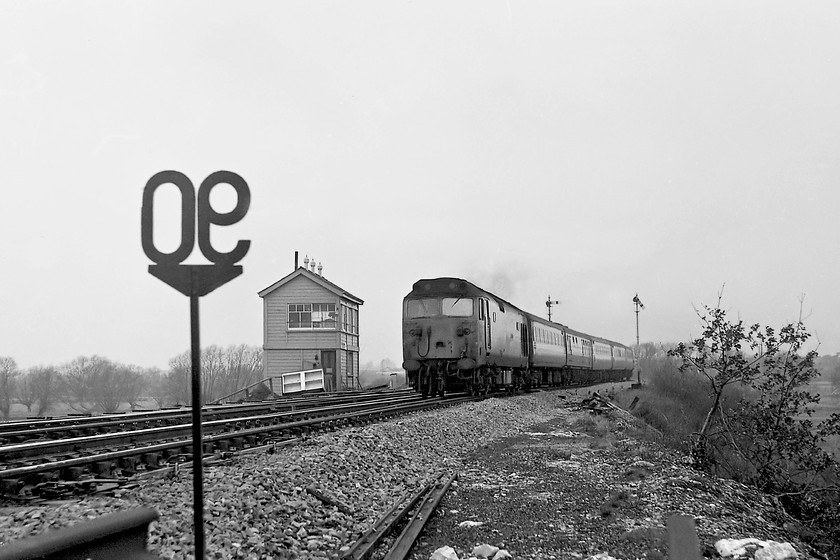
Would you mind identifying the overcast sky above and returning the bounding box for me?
[2,2,838,371]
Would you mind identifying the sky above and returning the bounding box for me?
[1,1,839,371]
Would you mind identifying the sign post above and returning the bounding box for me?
[141,170,250,560]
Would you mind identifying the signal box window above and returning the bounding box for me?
[341,305,359,334]
[289,303,337,329]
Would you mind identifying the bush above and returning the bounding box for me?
[665,298,840,548]
[630,355,752,453]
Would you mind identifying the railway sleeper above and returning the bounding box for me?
[118,457,138,476]
[0,478,24,496]
[166,454,189,466]
[93,461,114,477]
[61,466,87,481]
[141,452,162,470]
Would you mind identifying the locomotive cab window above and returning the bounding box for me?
[442,297,474,317]
[405,298,439,318]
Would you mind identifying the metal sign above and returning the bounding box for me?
[141,170,250,296]
[141,170,250,560]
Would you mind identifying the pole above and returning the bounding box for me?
[142,171,250,560]
[190,291,205,560]
[634,296,641,385]
[635,302,640,349]
[546,296,559,322]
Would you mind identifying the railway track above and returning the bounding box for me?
[0,390,472,500]
[0,390,404,445]
[340,472,458,560]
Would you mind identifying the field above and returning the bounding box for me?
[1,398,162,422]
[0,373,409,423]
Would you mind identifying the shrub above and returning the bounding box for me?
[667,297,840,548]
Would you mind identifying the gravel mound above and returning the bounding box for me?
[0,393,561,559]
[1,391,820,559]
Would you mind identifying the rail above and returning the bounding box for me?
[340,472,458,560]
[0,508,159,560]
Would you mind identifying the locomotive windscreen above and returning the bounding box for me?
[404,297,474,318]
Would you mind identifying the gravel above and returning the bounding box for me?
[0,389,822,559]
[0,393,560,559]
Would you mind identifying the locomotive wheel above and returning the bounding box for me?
[420,370,431,399]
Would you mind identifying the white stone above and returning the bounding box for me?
[492,550,513,560]
[755,542,799,560]
[472,543,500,558]
[430,545,461,560]
[715,538,798,560]
[459,520,484,528]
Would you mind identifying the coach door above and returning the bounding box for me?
[480,298,491,353]
[520,322,529,358]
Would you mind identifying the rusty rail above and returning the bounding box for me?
[340,473,457,560]
[0,507,159,560]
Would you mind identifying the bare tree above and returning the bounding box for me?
[16,373,36,413]
[61,356,141,413]
[61,355,109,412]
[143,367,169,408]
[0,357,20,419]
[118,365,148,410]
[166,353,191,405]
[25,366,60,416]
[220,344,263,399]
[166,345,263,404]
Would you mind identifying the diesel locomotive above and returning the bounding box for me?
[401,278,634,397]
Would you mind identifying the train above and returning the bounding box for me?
[401,278,634,397]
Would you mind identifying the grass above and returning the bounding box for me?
[572,414,617,449]
[614,357,840,459]
[613,356,757,454]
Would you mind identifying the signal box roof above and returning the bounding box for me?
[259,267,364,304]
